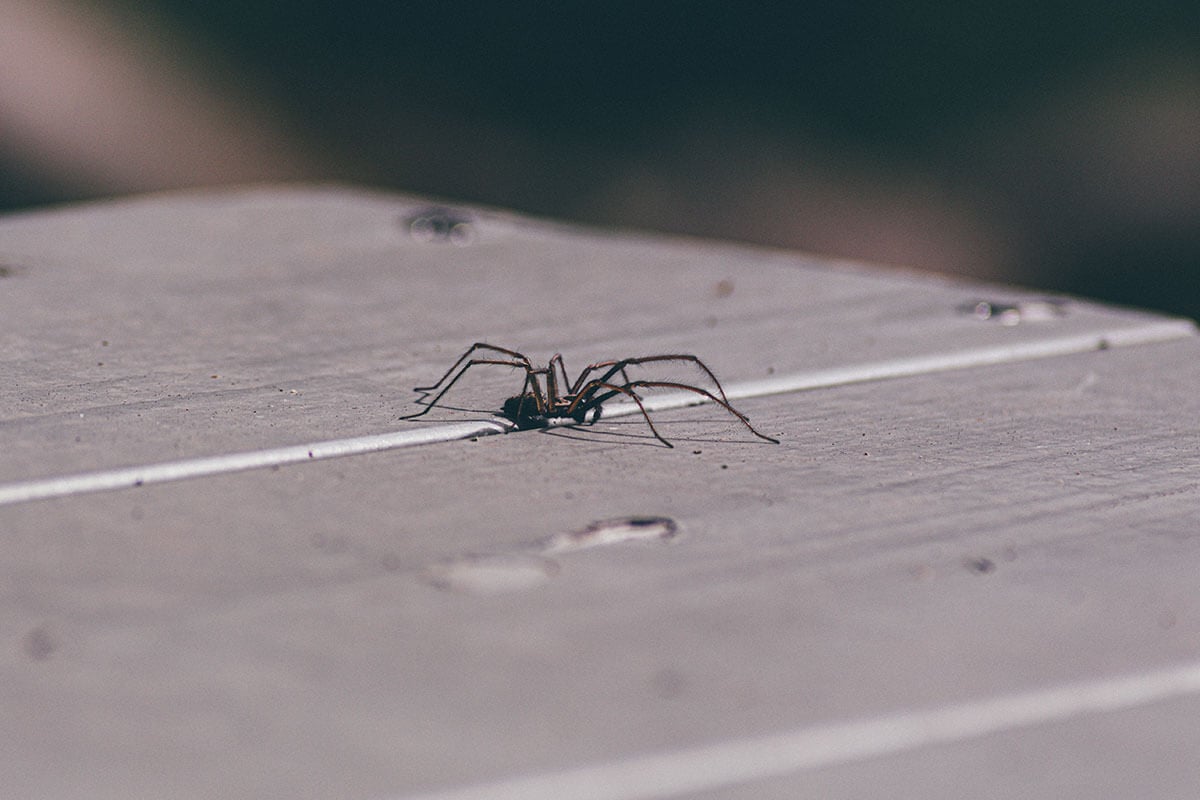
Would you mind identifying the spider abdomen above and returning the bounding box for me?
[500,395,554,430]
[500,395,596,430]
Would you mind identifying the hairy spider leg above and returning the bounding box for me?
[401,359,541,419]
[547,355,568,407]
[509,367,551,423]
[413,343,532,392]
[570,363,632,395]
[568,359,631,394]
[571,355,733,407]
[576,381,674,447]
[575,379,780,444]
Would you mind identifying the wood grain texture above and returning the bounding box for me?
[0,186,1187,483]
[1,187,1198,799]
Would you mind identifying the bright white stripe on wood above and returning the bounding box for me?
[391,660,1200,800]
[0,421,510,506]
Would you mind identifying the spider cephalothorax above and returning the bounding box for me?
[402,343,778,448]
[499,394,594,429]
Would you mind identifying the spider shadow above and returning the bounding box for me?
[398,399,499,423]
[537,417,771,448]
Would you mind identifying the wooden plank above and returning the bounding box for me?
[0,187,1188,485]
[2,188,1199,799]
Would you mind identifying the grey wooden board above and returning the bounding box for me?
[2,187,1199,799]
[0,186,1188,484]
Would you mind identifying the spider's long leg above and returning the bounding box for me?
[547,354,570,406]
[401,359,533,419]
[568,359,618,394]
[574,356,732,406]
[413,343,532,391]
[583,380,780,444]
[514,368,550,419]
[568,360,631,395]
[573,382,674,448]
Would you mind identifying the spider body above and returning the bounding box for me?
[402,343,778,447]
[500,394,594,429]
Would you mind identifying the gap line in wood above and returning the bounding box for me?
[386,659,1200,800]
[0,320,1192,507]
[0,421,511,507]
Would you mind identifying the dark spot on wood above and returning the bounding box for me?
[24,626,56,661]
[965,557,996,574]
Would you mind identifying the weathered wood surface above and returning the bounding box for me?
[2,187,1198,799]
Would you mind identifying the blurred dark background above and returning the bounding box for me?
[2,1,1197,317]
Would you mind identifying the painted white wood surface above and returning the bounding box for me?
[1,187,1198,799]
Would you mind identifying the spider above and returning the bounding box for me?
[400,342,779,447]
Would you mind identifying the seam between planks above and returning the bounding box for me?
[385,659,1200,800]
[0,319,1193,507]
